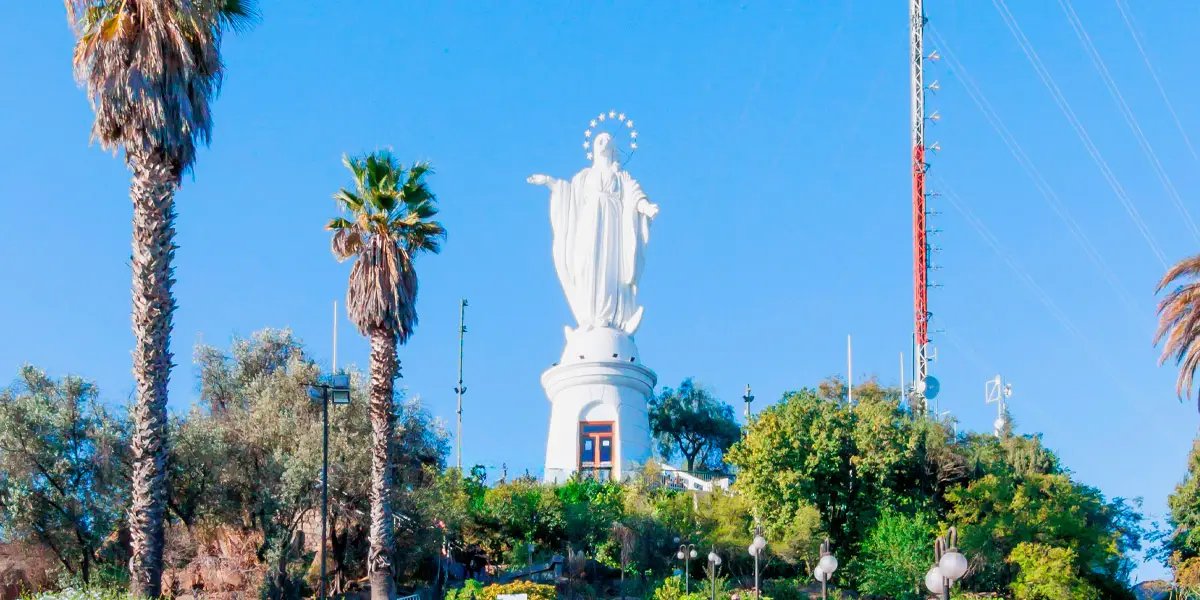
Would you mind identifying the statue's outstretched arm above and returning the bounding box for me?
[527,174,560,187]
[637,197,659,219]
[626,175,659,219]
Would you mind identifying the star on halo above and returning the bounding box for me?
[583,110,641,158]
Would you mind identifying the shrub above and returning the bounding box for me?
[763,578,809,600]
[653,576,685,600]
[1008,542,1100,600]
[478,580,556,600]
[21,588,132,600]
[447,579,485,600]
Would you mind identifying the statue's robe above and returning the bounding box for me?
[547,164,651,335]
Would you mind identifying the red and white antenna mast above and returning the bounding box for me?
[910,0,938,409]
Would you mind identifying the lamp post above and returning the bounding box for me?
[677,542,698,593]
[706,548,722,600]
[812,538,838,600]
[748,526,767,600]
[742,384,755,422]
[308,374,351,600]
[924,527,968,600]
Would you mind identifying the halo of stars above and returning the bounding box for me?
[583,110,639,160]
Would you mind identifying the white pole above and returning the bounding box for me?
[332,300,338,372]
[847,335,853,405]
[900,352,906,400]
[456,299,468,472]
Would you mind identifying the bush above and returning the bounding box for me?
[447,579,485,600]
[763,578,809,600]
[21,589,132,600]
[653,576,685,600]
[478,580,556,600]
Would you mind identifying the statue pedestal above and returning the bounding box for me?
[542,328,656,483]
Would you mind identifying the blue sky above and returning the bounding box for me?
[2,0,1199,582]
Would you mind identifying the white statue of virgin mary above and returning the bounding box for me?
[528,132,660,337]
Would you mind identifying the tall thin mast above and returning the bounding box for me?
[847,334,853,405]
[333,300,338,372]
[454,299,468,471]
[910,0,931,409]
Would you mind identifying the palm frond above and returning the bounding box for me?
[1159,255,1200,293]
[329,150,444,339]
[218,0,260,32]
[334,189,365,213]
[66,0,257,172]
[1155,254,1200,410]
[330,227,362,263]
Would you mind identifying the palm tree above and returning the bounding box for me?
[328,151,445,599]
[1156,255,1200,412]
[63,1,256,596]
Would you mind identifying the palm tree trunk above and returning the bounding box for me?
[368,327,398,600]
[127,152,178,599]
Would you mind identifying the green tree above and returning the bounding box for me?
[180,329,450,595]
[948,471,1139,597]
[1008,542,1100,600]
[697,487,820,572]
[0,367,130,585]
[649,379,741,472]
[63,1,257,595]
[856,507,935,600]
[327,151,445,600]
[557,478,626,553]
[468,479,565,563]
[1168,437,1200,561]
[726,380,920,562]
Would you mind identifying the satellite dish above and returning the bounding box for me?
[924,376,940,400]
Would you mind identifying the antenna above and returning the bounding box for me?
[455,299,468,471]
[333,300,338,372]
[910,0,943,412]
[985,374,1013,437]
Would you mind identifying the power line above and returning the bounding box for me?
[936,177,1141,400]
[1057,0,1200,244]
[928,26,1140,319]
[1113,0,1200,166]
[990,0,1169,268]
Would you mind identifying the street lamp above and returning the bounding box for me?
[707,549,722,600]
[925,527,968,600]
[748,526,767,600]
[308,374,351,600]
[677,542,698,593]
[813,538,838,600]
[743,384,755,422]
